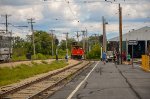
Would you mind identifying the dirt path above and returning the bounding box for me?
[0,59,55,68]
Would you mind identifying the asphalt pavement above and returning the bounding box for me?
[48,61,150,99]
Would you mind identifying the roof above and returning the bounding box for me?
[109,26,150,41]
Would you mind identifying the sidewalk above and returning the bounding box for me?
[116,63,150,99]
[70,62,150,99]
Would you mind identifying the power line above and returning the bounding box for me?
[9,24,28,31]
[64,0,80,23]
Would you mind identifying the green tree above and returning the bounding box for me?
[59,38,76,51]
[87,34,103,59]
[87,44,101,59]
[34,31,52,55]
[12,36,28,56]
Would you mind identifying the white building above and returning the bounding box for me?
[109,26,150,58]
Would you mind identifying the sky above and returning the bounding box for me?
[0,0,150,41]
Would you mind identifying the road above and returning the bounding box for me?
[48,61,150,99]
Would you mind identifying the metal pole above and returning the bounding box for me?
[101,46,103,60]
[66,33,69,58]
[31,22,35,59]
[82,31,86,59]
[50,30,55,56]
[145,40,147,54]
[126,39,128,61]
[64,33,69,58]
[76,31,79,43]
[52,33,54,56]
[119,4,123,64]
[6,15,8,34]
[27,18,36,59]
[132,45,133,68]
[86,28,88,54]
[102,16,107,52]
[102,16,105,52]
[56,46,58,61]
[9,31,12,59]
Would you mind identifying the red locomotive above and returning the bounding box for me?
[71,42,84,59]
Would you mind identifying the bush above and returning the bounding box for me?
[86,44,101,59]
[32,53,46,60]
[12,55,26,61]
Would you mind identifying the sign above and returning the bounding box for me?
[128,40,138,45]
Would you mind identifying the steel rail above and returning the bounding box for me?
[28,61,94,99]
[0,61,82,98]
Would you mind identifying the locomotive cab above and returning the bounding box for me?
[71,42,84,59]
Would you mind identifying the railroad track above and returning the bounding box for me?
[0,61,94,99]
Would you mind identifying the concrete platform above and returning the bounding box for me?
[49,62,150,99]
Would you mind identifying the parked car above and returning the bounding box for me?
[107,51,113,62]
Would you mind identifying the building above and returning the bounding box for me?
[109,26,150,58]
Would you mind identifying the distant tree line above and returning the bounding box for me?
[12,30,104,60]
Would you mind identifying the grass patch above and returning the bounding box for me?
[0,60,68,87]
[11,55,27,61]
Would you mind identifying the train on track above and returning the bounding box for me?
[0,35,12,61]
[71,42,84,59]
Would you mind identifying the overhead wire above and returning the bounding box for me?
[64,0,80,22]
[28,0,150,29]
[1,0,149,38]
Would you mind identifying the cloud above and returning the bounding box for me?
[0,0,42,6]
[0,0,149,40]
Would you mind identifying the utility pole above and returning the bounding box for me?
[82,30,86,59]
[1,14,11,34]
[9,30,12,59]
[50,30,55,56]
[102,16,107,52]
[119,4,123,64]
[64,33,69,57]
[27,18,36,59]
[85,28,88,53]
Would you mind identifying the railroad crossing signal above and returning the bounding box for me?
[128,40,138,45]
